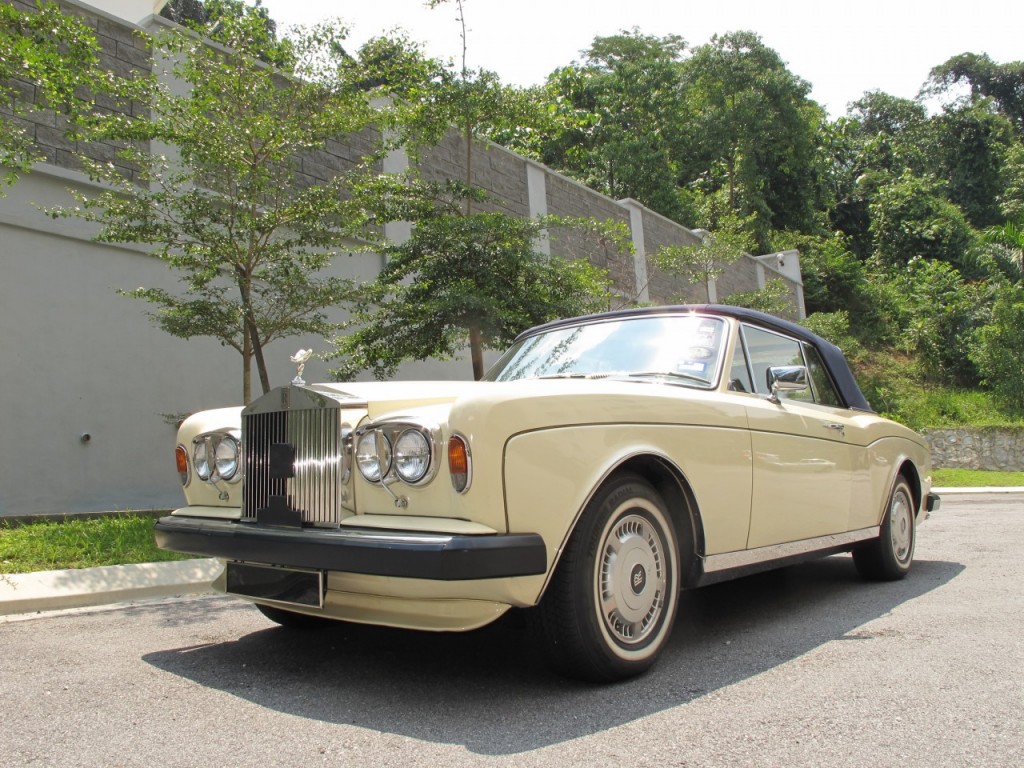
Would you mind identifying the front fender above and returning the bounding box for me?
[502,423,753,600]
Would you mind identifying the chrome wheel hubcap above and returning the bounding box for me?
[597,510,667,647]
[890,489,913,565]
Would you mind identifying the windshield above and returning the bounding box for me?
[484,314,727,388]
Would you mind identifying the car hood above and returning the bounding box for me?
[301,377,735,431]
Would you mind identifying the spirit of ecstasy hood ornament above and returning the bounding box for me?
[290,349,313,386]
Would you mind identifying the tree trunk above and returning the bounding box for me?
[470,325,484,381]
[249,317,271,395]
[238,274,271,399]
[242,324,252,404]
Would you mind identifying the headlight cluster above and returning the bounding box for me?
[355,423,438,486]
[190,430,242,483]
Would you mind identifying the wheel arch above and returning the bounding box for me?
[896,458,923,513]
[544,452,708,594]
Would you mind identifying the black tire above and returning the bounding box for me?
[255,603,336,629]
[538,474,682,682]
[853,477,916,581]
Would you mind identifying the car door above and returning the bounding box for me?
[734,325,856,549]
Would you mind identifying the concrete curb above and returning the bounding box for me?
[0,558,221,617]
[932,486,1024,494]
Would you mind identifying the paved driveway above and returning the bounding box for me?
[1,493,1020,767]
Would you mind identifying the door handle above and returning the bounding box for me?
[823,423,845,435]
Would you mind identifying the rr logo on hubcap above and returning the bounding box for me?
[630,564,647,594]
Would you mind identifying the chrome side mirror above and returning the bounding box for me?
[767,365,809,403]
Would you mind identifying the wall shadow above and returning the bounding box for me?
[143,555,963,755]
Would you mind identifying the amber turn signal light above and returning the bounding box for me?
[448,435,470,492]
[175,444,190,486]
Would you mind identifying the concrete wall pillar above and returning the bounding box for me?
[526,161,550,257]
[618,199,650,304]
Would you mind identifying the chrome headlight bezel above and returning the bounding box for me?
[393,428,432,484]
[355,421,440,487]
[214,433,240,481]
[191,429,243,484]
[356,430,391,484]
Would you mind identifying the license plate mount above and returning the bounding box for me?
[226,562,324,608]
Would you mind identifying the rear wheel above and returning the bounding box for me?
[538,474,682,682]
[853,477,916,581]
[255,603,336,629]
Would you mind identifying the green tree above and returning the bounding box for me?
[392,0,546,216]
[888,257,988,385]
[332,209,613,381]
[970,283,1024,412]
[654,203,755,302]
[928,101,1013,228]
[58,18,393,402]
[978,221,1024,283]
[826,93,930,256]
[160,0,293,67]
[331,0,615,381]
[771,230,893,343]
[923,52,1024,132]
[0,1,100,189]
[999,143,1024,223]
[869,172,975,268]
[677,31,826,247]
[534,30,688,221]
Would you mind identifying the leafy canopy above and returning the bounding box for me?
[0,1,100,189]
[332,205,614,381]
[58,16,406,401]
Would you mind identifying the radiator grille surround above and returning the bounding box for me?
[242,386,359,525]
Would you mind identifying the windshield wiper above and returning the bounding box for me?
[622,370,711,386]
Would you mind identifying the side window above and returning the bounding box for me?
[803,344,843,407]
[740,325,812,401]
[727,335,754,393]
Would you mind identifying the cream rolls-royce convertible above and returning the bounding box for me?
[156,304,939,682]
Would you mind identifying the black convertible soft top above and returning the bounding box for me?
[516,304,874,413]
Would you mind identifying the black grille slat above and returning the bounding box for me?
[243,406,342,524]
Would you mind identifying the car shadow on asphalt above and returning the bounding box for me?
[142,554,963,755]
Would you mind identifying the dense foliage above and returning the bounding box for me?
[0,1,100,190]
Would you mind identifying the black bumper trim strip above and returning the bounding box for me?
[155,516,547,581]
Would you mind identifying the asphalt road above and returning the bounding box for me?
[2,494,1021,767]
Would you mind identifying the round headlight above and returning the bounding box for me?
[394,429,431,483]
[193,440,211,481]
[356,430,391,483]
[214,435,240,480]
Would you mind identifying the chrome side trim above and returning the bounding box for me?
[702,526,880,573]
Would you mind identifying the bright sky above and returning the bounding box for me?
[259,0,1021,118]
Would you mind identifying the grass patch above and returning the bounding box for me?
[0,514,191,574]
[932,468,1024,487]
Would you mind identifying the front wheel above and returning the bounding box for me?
[853,477,916,581]
[538,474,683,682]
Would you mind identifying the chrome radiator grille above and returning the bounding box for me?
[242,406,345,525]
